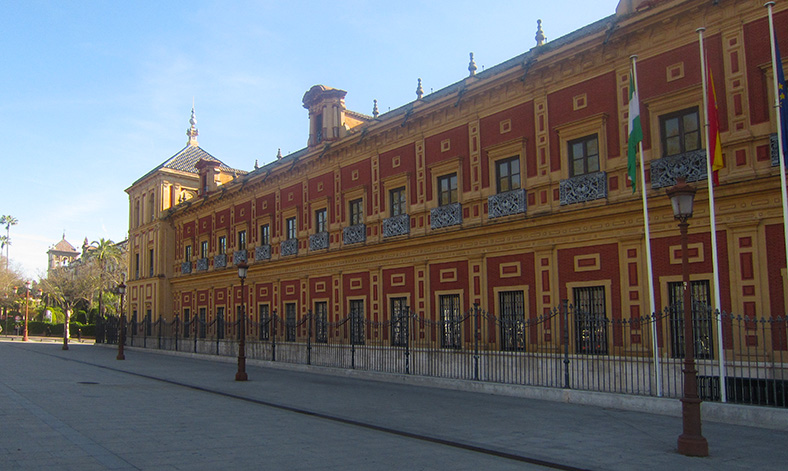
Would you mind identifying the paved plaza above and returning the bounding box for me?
[0,337,786,470]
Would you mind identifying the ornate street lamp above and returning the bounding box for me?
[23,281,31,342]
[117,281,126,360]
[666,177,709,457]
[235,261,249,381]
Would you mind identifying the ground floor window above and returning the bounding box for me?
[440,294,462,349]
[198,308,206,339]
[499,291,525,351]
[259,304,270,341]
[285,303,296,342]
[668,280,713,359]
[314,302,328,343]
[391,297,408,347]
[183,308,190,338]
[573,286,607,355]
[350,299,365,345]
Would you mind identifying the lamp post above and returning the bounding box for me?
[666,177,709,457]
[235,261,249,381]
[23,281,31,342]
[117,281,126,360]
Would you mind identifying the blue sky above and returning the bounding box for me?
[0,0,620,279]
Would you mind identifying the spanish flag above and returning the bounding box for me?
[707,65,723,185]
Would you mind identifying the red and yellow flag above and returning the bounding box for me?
[707,66,724,185]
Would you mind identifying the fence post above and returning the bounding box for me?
[307,310,312,366]
[158,315,162,349]
[174,314,179,351]
[562,299,570,389]
[351,310,357,370]
[405,306,411,375]
[474,302,480,381]
[193,315,198,353]
[271,310,277,362]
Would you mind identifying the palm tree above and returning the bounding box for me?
[88,238,122,320]
[0,215,18,271]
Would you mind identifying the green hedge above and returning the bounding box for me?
[23,321,95,338]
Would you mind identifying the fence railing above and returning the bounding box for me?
[95,303,788,408]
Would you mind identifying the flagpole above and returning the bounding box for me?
[630,55,662,397]
[766,2,788,315]
[697,27,727,403]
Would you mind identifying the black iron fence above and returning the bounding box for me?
[96,302,788,408]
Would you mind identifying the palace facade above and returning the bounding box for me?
[125,0,788,356]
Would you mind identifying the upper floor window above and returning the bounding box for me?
[496,157,520,193]
[237,230,246,250]
[568,134,599,177]
[661,107,700,157]
[200,240,208,258]
[437,173,458,206]
[185,245,192,261]
[315,208,327,233]
[218,236,227,255]
[349,199,363,225]
[315,114,323,143]
[286,217,297,240]
[390,187,406,216]
[149,249,154,277]
[260,224,270,246]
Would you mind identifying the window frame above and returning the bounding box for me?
[389,187,407,217]
[495,156,521,193]
[315,208,327,233]
[437,173,458,206]
[659,107,701,158]
[568,134,600,177]
[218,235,227,255]
[349,198,364,226]
[285,217,297,240]
[259,223,270,246]
[237,230,246,251]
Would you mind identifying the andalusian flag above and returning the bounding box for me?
[627,70,643,193]
[707,66,724,185]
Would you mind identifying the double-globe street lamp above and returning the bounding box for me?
[236,261,249,381]
[666,177,709,457]
[117,281,126,360]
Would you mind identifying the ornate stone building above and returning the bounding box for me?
[125,0,788,355]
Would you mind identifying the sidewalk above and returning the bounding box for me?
[1,338,785,470]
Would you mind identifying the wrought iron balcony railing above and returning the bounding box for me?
[559,171,607,205]
[281,239,298,256]
[310,232,329,251]
[383,214,410,237]
[214,254,227,269]
[181,261,192,275]
[255,245,271,261]
[343,224,366,245]
[431,203,462,229]
[233,250,247,265]
[488,189,527,218]
[196,258,208,271]
[650,150,706,189]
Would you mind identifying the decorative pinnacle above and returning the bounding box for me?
[254,159,259,169]
[535,19,546,46]
[468,52,477,76]
[372,99,379,118]
[416,78,424,100]
[276,148,282,160]
[186,106,199,145]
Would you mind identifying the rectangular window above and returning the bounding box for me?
[349,199,363,225]
[661,107,700,157]
[183,308,190,338]
[134,253,140,279]
[499,291,525,351]
[148,249,154,277]
[238,230,246,250]
[573,286,608,355]
[199,307,206,338]
[568,135,600,177]
[258,304,270,341]
[437,173,458,206]
[440,294,462,349]
[496,157,521,193]
[315,208,327,233]
[216,307,225,340]
[391,297,408,347]
[200,240,208,258]
[286,217,297,240]
[314,301,328,343]
[260,224,270,246]
[285,303,296,342]
[184,245,192,261]
[350,299,365,345]
[146,309,153,336]
[390,187,406,216]
[218,236,227,255]
[668,280,713,359]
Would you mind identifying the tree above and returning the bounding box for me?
[40,266,96,350]
[0,215,18,271]
[87,238,122,320]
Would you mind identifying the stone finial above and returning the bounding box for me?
[535,19,546,46]
[416,78,424,100]
[254,159,259,169]
[372,99,379,118]
[186,106,199,146]
[468,52,477,76]
[276,148,282,160]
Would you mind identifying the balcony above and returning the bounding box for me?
[650,150,706,189]
[233,250,247,265]
[310,232,329,251]
[181,261,192,275]
[771,133,779,167]
[281,239,298,256]
[343,224,366,245]
[488,189,527,218]
[255,245,271,261]
[196,258,208,271]
[214,254,227,269]
[431,203,462,229]
[559,171,607,206]
[383,214,410,238]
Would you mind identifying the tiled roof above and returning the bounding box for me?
[51,237,78,254]
[132,145,244,187]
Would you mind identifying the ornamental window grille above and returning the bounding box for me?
[181,261,192,275]
[310,231,329,251]
[233,250,247,265]
[431,202,462,229]
[440,294,462,349]
[237,230,246,250]
[559,172,607,205]
[661,107,700,157]
[499,290,525,351]
[383,213,410,237]
[496,156,521,193]
[199,307,206,338]
[437,173,458,206]
[569,134,599,177]
[315,208,327,233]
[343,224,366,245]
[668,280,714,359]
[285,303,296,342]
[314,302,328,343]
[649,150,707,189]
[259,224,270,246]
[350,299,365,345]
[391,297,408,347]
[214,253,226,268]
[390,187,406,216]
[349,199,363,226]
[196,258,209,271]
[216,307,225,340]
[281,238,298,256]
[573,286,608,355]
[488,189,526,218]
[255,244,271,261]
[258,304,270,341]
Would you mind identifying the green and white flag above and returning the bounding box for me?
[627,72,643,193]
